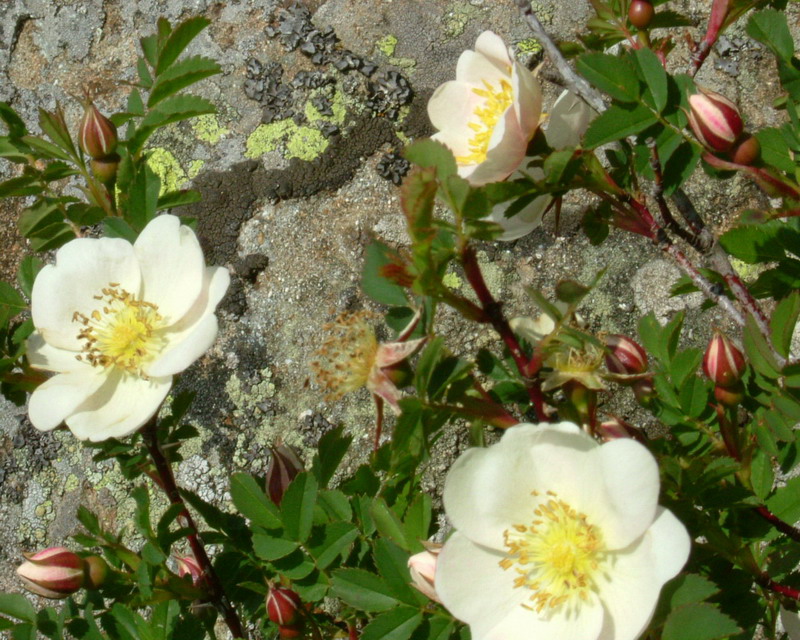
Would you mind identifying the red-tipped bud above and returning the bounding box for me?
[79,102,118,160]
[628,0,655,29]
[687,88,743,153]
[730,134,760,166]
[83,555,108,589]
[633,376,655,407]
[408,544,442,603]
[266,443,304,506]
[605,335,649,377]
[17,547,86,599]
[596,416,647,444]
[90,153,120,184]
[703,331,746,387]
[267,586,303,627]
[175,555,203,585]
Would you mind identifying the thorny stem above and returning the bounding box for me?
[689,0,731,76]
[141,418,247,639]
[514,0,606,113]
[460,245,547,422]
[754,506,800,544]
[373,395,384,452]
[757,573,800,601]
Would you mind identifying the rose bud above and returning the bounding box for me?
[175,555,203,585]
[702,331,746,388]
[730,134,761,166]
[17,547,85,599]
[266,443,304,506]
[596,416,647,445]
[267,586,303,627]
[408,545,442,603]
[605,335,649,377]
[83,555,109,589]
[687,88,743,153]
[278,626,304,639]
[628,0,655,29]
[633,376,655,407]
[79,101,118,160]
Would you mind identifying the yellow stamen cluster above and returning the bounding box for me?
[455,78,514,165]
[310,311,379,401]
[73,285,165,376]
[500,490,605,613]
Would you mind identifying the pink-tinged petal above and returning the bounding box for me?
[134,214,205,323]
[27,332,83,373]
[545,90,595,150]
[31,238,140,351]
[428,82,481,153]
[145,266,229,377]
[511,59,542,138]
[436,532,528,639]
[27,368,108,432]
[466,111,527,185]
[473,31,513,71]
[456,49,510,88]
[66,371,172,441]
[366,368,402,413]
[596,508,690,640]
[374,337,426,368]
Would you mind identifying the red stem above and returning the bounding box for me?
[142,420,247,639]
[758,573,800,601]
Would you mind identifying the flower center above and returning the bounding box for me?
[500,490,606,613]
[74,285,166,375]
[455,78,514,165]
[311,311,379,401]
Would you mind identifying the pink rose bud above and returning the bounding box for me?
[267,586,303,627]
[266,443,304,506]
[278,626,304,639]
[703,331,746,388]
[17,547,86,599]
[596,417,647,444]
[175,555,203,585]
[79,101,118,160]
[687,88,743,153]
[605,335,649,377]
[408,545,442,603]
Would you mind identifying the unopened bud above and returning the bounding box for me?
[83,555,108,589]
[17,547,85,599]
[278,626,304,639]
[730,134,760,166]
[175,555,203,585]
[605,335,649,378]
[266,443,304,506]
[703,331,746,387]
[687,88,743,153]
[79,102,118,160]
[628,0,655,29]
[90,153,120,184]
[267,586,303,627]
[408,545,442,603]
[633,376,655,407]
[597,417,647,444]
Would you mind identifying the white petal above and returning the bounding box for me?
[511,59,542,138]
[590,439,660,549]
[483,592,604,640]
[473,31,513,71]
[436,532,527,639]
[456,49,509,88]
[134,214,205,324]
[144,266,229,377]
[466,111,527,185]
[596,508,690,640]
[443,422,591,550]
[489,193,551,241]
[26,332,82,373]
[66,371,172,441]
[27,368,108,432]
[545,90,596,150]
[781,607,800,640]
[31,238,140,351]
[428,82,481,150]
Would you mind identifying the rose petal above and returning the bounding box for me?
[511,59,542,137]
[545,90,595,150]
[26,332,83,373]
[457,49,510,88]
[66,371,172,441]
[134,214,205,323]
[31,238,140,351]
[466,110,527,185]
[27,368,108,432]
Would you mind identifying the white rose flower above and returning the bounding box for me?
[428,30,542,187]
[436,422,690,640]
[26,214,230,441]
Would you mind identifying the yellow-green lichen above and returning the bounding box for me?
[245,119,298,159]
[147,148,187,194]
[442,2,482,38]
[443,272,463,289]
[516,38,542,55]
[305,89,348,125]
[286,127,329,161]
[377,34,398,57]
[188,159,205,179]
[63,473,80,493]
[193,114,230,144]
[731,257,763,281]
